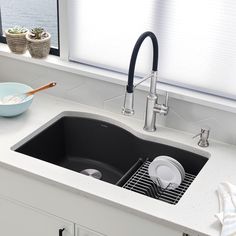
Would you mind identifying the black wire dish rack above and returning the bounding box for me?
[121,160,196,205]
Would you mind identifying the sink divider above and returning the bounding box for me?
[116,158,144,187]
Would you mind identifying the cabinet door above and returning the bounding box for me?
[0,197,74,236]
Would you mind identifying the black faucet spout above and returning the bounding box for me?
[126,31,159,93]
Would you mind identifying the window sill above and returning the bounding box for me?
[1,43,236,114]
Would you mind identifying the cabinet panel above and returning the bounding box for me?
[76,224,105,236]
[0,197,74,236]
[76,223,182,236]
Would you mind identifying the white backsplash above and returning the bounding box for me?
[1,55,236,145]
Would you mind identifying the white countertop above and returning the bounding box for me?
[0,93,234,236]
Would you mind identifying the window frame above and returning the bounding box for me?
[0,0,60,56]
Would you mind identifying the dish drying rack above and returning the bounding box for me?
[122,160,196,205]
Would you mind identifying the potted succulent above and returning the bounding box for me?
[5,26,28,54]
[26,27,51,58]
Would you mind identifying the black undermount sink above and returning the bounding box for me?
[15,114,208,204]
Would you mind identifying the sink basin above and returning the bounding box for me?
[14,112,209,203]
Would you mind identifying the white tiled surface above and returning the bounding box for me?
[1,55,236,145]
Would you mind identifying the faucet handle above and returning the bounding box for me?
[161,92,169,115]
[164,92,169,107]
[154,92,169,116]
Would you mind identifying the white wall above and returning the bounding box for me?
[1,55,236,145]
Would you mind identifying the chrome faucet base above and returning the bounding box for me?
[144,125,156,132]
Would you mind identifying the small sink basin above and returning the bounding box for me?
[14,112,209,203]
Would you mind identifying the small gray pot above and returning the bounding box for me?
[5,29,28,54]
[26,33,51,59]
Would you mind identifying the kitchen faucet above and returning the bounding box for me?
[122,31,169,132]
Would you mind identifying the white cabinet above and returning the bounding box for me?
[0,193,183,236]
[0,197,74,236]
[0,167,192,236]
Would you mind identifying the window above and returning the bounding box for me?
[68,0,236,100]
[0,0,59,55]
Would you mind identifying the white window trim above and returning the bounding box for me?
[1,0,236,114]
[58,0,69,60]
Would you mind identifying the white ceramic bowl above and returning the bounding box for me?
[0,82,34,117]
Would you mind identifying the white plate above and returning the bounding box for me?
[154,156,185,180]
[148,158,182,190]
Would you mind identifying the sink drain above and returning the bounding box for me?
[80,169,102,180]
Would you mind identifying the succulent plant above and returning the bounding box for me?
[30,27,48,40]
[8,26,27,34]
